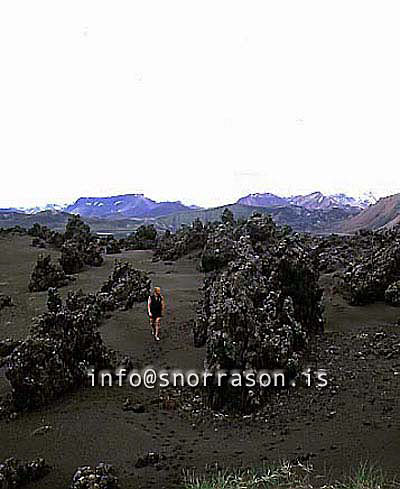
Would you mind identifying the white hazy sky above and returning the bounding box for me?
[1,1,400,208]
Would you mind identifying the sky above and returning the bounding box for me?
[1,1,400,208]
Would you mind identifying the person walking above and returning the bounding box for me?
[148,286,165,341]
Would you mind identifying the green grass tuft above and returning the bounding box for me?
[182,462,399,489]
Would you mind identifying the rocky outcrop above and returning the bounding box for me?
[28,254,69,292]
[0,294,13,311]
[154,219,207,261]
[385,280,400,307]
[98,261,151,311]
[5,297,110,410]
[194,214,324,412]
[122,225,158,251]
[341,239,400,305]
[0,457,50,488]
[70,463,120,489]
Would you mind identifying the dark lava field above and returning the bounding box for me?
[0,228,399,488]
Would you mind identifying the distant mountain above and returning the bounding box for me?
[0,191,381,235]
[236,191,376,211]
[236,193,287,207]
[340,194,400,232]
[3,191,377,219]
[0,208,25,214]
[0,203,68,214]
[21,203,68,214]
[0,203,358,235]
[65,194,199,219]
[0,210,72,230]
[288,191,375,210]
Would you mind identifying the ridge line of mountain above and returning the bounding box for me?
[3,191,399,234]
[2,192,400,234]
[1,190,378,219]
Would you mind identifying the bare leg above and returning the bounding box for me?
[149,317,155,335]
[155,317,161,340]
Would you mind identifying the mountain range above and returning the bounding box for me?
[237,191,377,210]
[2,191,377,219]
[1,190,398,235]
[0,203,356,236]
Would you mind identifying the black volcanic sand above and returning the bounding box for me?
[0,235,399,488]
